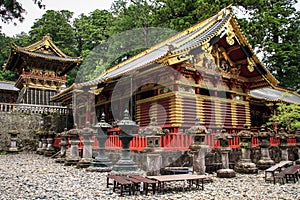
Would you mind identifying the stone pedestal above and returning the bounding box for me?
[36,133,44,154]
[256,126,274,170]
[8,130,19,153]
[77,122,95,168]
[65,126,80,166]
[146,153,162,176]
[235,148,258,174]
[87,114,113,172]
[192,146,208,175]
[38,135,48,155]
[217,147,236,178]
[215,128,235,178]
[139,117,165,175]
[55,129,69,163]
[86,134,112,172]
[44,131,56,157]
[234,128,258,174]
[111,109,143,175]
[187,118,208,175]
[257,146,274,169]
[280,146,289,161]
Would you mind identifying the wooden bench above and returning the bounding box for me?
[282,165,300,184]
[128,175,157,195]
[147,174,208,193]
[265,161,293,184]
[106,175,134,196]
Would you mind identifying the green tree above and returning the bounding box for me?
[0,33,18,81]
[29,10,77,57]
[268,103,300,133]
[74,9,113,55]
[236,0,300,90]
[0,0,44,25]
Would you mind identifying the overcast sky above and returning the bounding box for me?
[0,0,115,37]
[0,0,299,37]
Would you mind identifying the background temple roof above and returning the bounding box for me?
[250,87,300,105]
[0,81,19,91]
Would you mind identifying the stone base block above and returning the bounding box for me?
[217,169,236,178]
[235,160,258,174]
[44,149,56,157]
[86,166,112,172]
[8,148,19,153]
[55,157,66,163]
[256,158,275,170]
[77,158,93,168]
[64,157,80,166]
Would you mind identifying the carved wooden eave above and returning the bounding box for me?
[4,35,82,76]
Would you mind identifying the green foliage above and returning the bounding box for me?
[0,0,44,24]
[238,0,300,90]
[268,103,300,133]
[0,33,18,81]
[29,10,78,57]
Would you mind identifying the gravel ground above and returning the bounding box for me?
[0,153,299,200]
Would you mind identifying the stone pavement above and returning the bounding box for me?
[0,153,299,200]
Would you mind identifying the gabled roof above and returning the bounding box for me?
[77,6,278,89]
[4,35,82,76]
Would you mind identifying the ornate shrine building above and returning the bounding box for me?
[4,35,81,107]
[52,7,299,132]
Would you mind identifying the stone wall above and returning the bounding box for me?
[0,112,42,152]
[0,112,72,152]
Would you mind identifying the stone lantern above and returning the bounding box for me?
[55,128,69,163]
[87,113,113,172]
[77,122,96,168]
[215,127,235,178]
[234,125,258,174]
[277,128,290,161]
[44,126,56,157]
[256,125,275,169]
[8,129,19,153]
[111,109,142,175]
[139,117,165,175]
[187,118,208,175]
[36,120,45,155]
[65,124,81,166]
[295,128,300,164]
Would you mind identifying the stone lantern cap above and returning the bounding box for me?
[79,122,96,136]
[94,113,112,130]
[187,118,207,135]
[276,128,290,139]
[117,109,138,126]
[57,128,68,137]
[138,117,164,136]
[68,124,79,136]
[215,127,232,140]
[234,125,256,138]
[117,109,139,130]
[8,129,19,135]
[257,125,274,138]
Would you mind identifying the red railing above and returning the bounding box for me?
[270,137,280,146]
[53,134,298,152]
